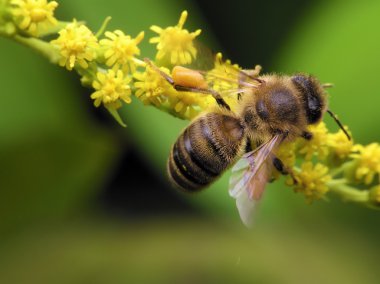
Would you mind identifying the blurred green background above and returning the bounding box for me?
[0,0,380,283]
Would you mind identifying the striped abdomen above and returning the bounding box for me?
[168,112,245,192]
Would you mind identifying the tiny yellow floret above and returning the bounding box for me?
[328,129,353,159]
[293,162,331,202]
[91,69,131,109]
[150,10,201,65]
[11,0,58,36]
[134,66,173,106]
[206,52,241,92]
[351,143,380,185]
[276,142,296,169]
[298,122,329,160]
[100,30,144,73]
[51,20,99,71]
[171,91,207,120]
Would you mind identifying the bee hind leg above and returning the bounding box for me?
[143,58,231,111]
[144,58,175,84]
[174,85,231,110]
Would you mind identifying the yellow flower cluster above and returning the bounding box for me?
[134,66,173,106]
[4,3,239,120]
[328,129,353,160]
[51,20,98,70]
[91,69,131,109]
[292,162,331,203]
[206,53,240,92]
[11,0,58,36]
[278,122,347,202]
[150,10,201,65]
[351,143,380,185]
[100,30,144,73]
[47,9,211,120]
[298,122,329,160]
[275,120,379,204]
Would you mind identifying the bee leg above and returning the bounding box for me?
[144,58,231,110]
[144,58,175,84]
[301,131,313,140]
[174,85,231,110]
[273,156,298,184]
[273,157,288,175]
[245,138,253,153]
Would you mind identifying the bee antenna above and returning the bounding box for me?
[322,83,334,89]
[326,109,351,140]
[239,70,264,84]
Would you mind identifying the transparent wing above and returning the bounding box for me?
[157,40,262,95]
[229,135,282,227]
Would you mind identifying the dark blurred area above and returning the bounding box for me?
[194,0,316,68]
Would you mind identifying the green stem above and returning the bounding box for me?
[329,160,354,178]
[327,179,369,203]
[12,35,60,63]
[95,16,112,38]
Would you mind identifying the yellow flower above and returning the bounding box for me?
[100,30,144,73]
[51,20,99,71]
[150,10,201,65]
[351,143,380,185]
[170,91,209,120]
[91,69,131,109]
[133,66,173,106]
[298,122,329,160]
[277,142,296,169]
[206,52,240,92]
[11,0,58,36]
[327,129,353,159]
[292,162,331,203]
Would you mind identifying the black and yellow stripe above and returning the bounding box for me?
[167,113,244,192]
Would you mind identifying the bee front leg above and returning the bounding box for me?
[301,131,313,140]
[273,156,298,184]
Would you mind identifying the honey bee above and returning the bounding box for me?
[145,58,350,226]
